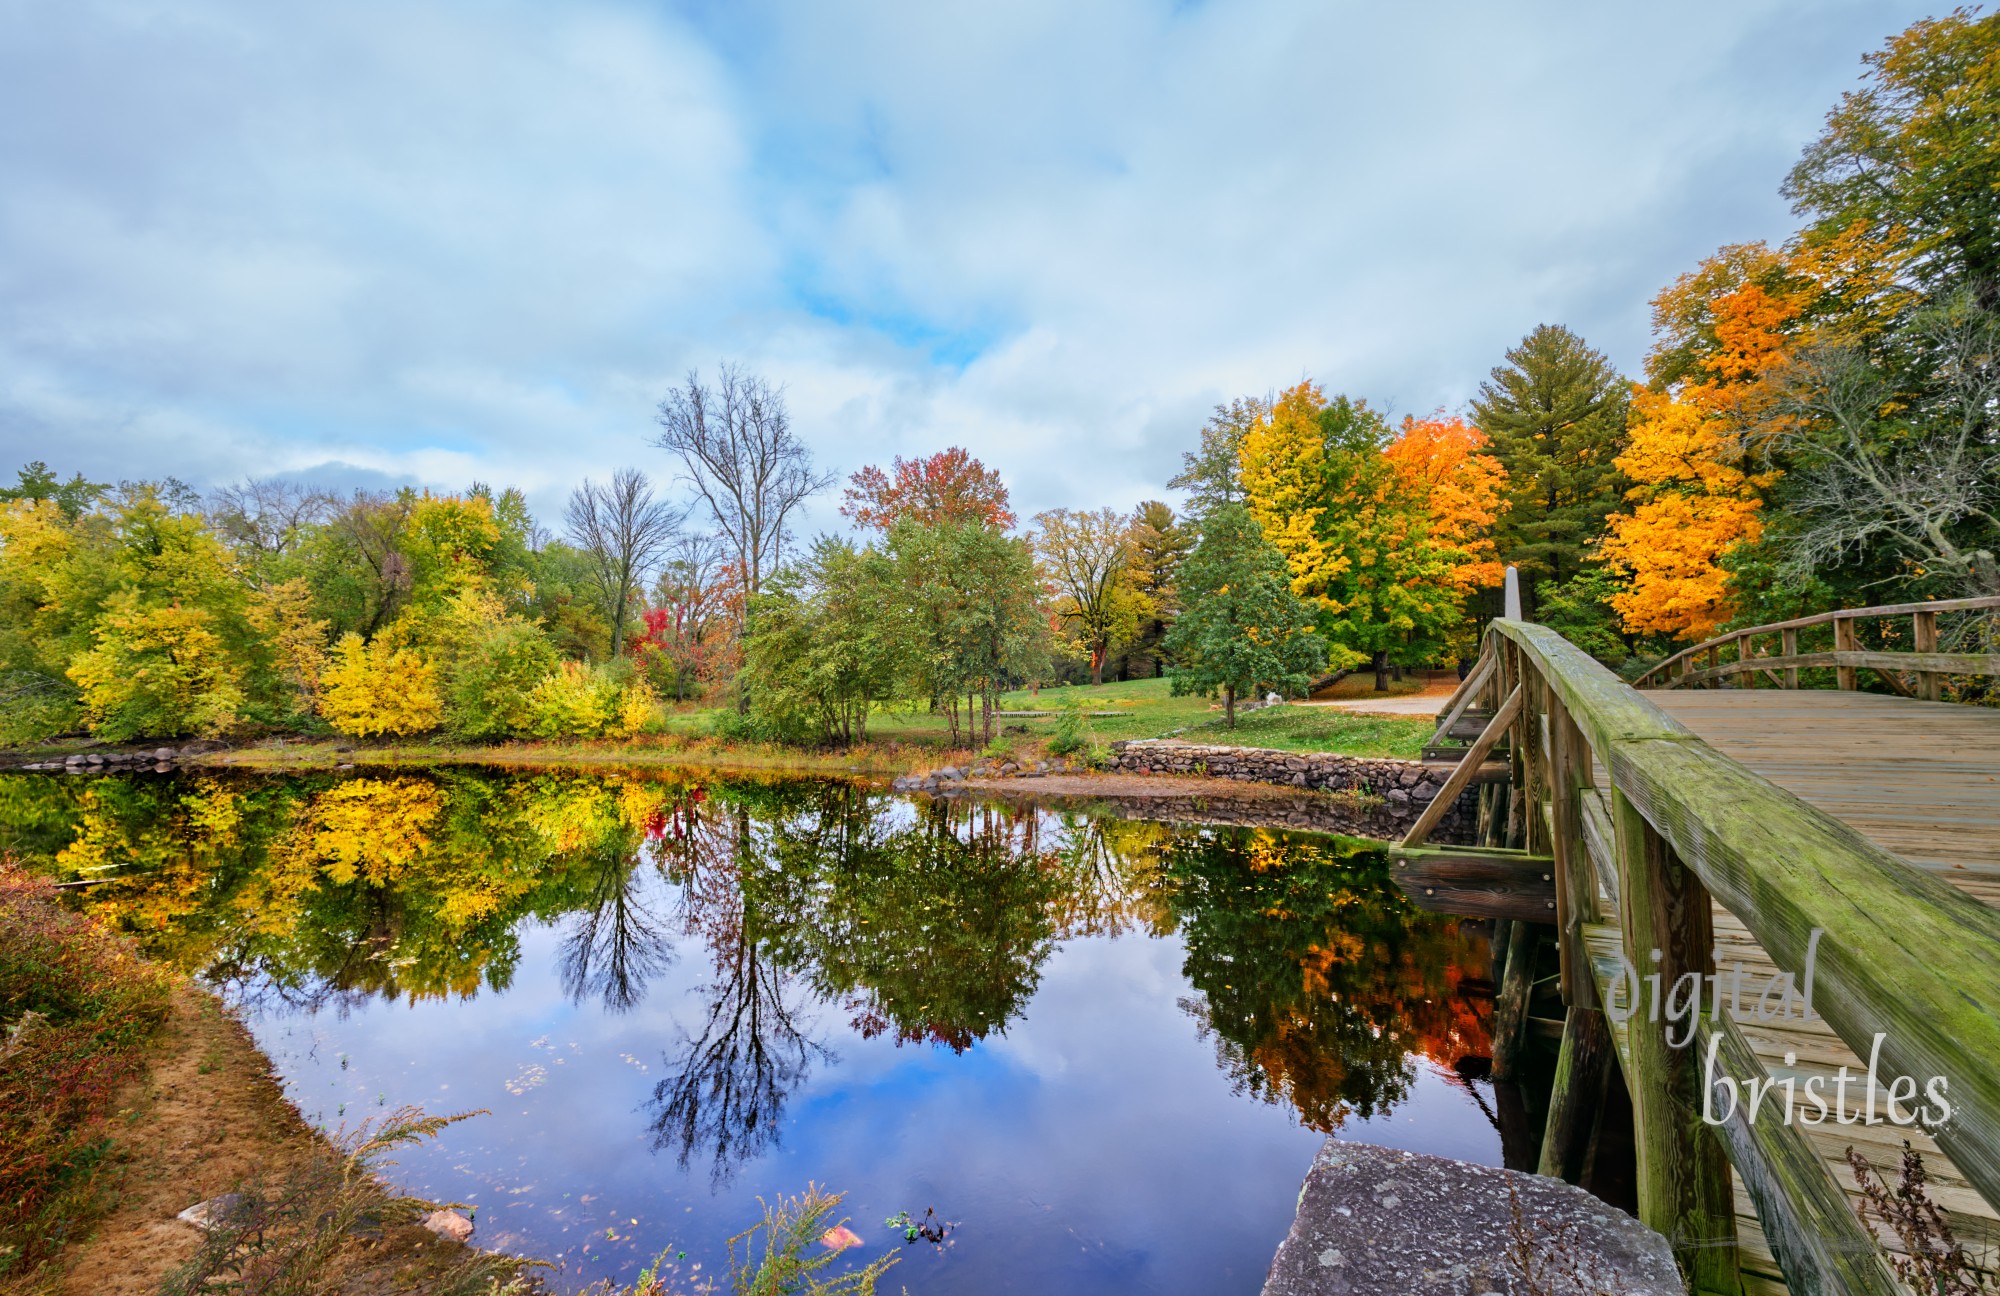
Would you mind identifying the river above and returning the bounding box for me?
[0,766,1503,1294]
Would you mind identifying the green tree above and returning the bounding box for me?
[1163,504,1330,726]
[1785,9,2000,305]
[890,520,1045,747]
[741,538,900,745]
[1120,500,1194,678]
[0,461,106,522]
[1470,324,1629,595]
[1168,396,1269,519]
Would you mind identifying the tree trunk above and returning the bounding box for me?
[1373,650,1390,693]
[982,687,993,748]
[1090,645,1106,686]
[1223,683,1236,727]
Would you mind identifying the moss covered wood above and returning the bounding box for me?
[1495,618,2000,1222]
[1697,1012,1902,1296]
[1611,785,1741,1294]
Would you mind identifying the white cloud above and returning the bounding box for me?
[0,0,1936,532]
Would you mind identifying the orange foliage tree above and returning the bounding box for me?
[1382,414,1508,598]
[1599,255,1798,640]
[840,447,1016,532]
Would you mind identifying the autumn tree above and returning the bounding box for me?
[635,533,738,701]
[1033,508,1140,686]
[1470,325,1629,599]
[1163,505,1329,726]
[841,447,1015,532]
[318,633,444,737]
[1382,415,1508,597]
[1239,383,1468,689]
[1785,8,2000,306]
[1599,253,1796,639]
[68,594,246,739]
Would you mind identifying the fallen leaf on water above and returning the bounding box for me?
[821,1225,864,1251]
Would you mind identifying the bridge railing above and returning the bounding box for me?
[1402,620,2000,1296]
[1633,595,2000,696]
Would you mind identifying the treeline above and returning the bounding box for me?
[1167,9,2000,678]
[1,11,1994,748]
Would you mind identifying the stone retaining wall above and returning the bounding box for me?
[1106,738,1470,836]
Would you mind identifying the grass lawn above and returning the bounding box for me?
[654,676,1436,761]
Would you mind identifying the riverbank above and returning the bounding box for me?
[0,676,1438,781]
[0,867,532,1295]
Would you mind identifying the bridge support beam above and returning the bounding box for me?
[1611,787,1741,1296]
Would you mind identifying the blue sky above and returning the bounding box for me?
[0,0,1938,532]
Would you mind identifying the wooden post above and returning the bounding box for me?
[1402,685,1524,848]
[1735,634,1752,687]
[1834,616,1858,691]
[1611,788,1739,1295]
[1914,609,1940,701]
[1538,1005,1615,1183]
[1490,919,1537,1083]
[1704,644,1719,688]
[1782,627,1799,689]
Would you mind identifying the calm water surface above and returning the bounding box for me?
[0,768,1502,1294]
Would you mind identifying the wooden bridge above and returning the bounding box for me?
[1394,597,2000,1296]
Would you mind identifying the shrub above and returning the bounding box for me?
[613,675,659,738]
[1047,700,1090,756]
[524,661,621,739]
[444,621,556,741]
[318,634,444,738]
[0,864,174,1275]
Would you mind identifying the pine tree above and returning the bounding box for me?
[1164,504,1328,726]
[1122,500,1194,677]
[1470,325,1629,595]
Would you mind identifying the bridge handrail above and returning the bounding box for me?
[1634,594,2000,691]
[1488,618,2000,1280]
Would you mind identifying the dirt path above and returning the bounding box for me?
[49,988,475,1296]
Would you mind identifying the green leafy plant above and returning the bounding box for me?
[1047,699,1090,756]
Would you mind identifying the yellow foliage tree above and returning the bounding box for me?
[66,593,246,739]
[1238,381,1344,598]
[247,577,330,716]
[317,632,444,736]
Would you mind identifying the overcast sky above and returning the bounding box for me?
[0,0,1936,533]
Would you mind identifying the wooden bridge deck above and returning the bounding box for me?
[1619,690,2000,1294]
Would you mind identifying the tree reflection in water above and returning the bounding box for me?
[1155,826,1492,1131]
[644,801,826,1181]
[558,847,672,1014]
[0,769,1494,1174]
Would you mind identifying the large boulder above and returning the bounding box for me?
[1263,1141,1680,1296]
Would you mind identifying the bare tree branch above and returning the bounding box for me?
[653,365,834,603]
[565,467,683,657]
